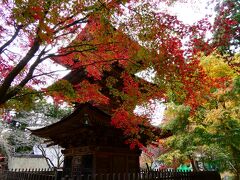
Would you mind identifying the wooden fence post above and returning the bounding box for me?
[55,169,63,180]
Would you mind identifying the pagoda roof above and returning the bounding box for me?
[30,103,172,150]
[29,103,127,148]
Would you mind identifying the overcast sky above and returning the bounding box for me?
[166,0,216,25]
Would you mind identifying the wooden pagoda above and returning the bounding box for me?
[31,11,161,176]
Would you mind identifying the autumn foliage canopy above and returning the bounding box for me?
[0,0,239,148]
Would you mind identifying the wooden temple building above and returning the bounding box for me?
[31,103,141,176]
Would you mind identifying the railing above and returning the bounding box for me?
[1,169,221,180]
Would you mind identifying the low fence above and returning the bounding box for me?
[60,171,221,180]
[2,168,55,180]
[1,169,221,180]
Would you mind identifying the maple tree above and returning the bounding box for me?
[159,54,240,177]
[162,76,240,176]
[0,0,238,149]
[0,0,136,107]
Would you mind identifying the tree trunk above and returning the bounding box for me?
[231,146,240,180]
[234,173,240,180]
[189,156,199,172]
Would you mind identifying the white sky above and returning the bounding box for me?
[164,0,216,25]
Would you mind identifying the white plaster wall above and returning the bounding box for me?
[8,156,49,169]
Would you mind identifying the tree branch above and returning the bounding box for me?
[37,144,55,168]
[54,15,89,34]
[0,39,40,104]
[31,69,69,79]
[8,87,62,100]
[43,47,97,61]
[0,25,22,54]
[2,47,46,102]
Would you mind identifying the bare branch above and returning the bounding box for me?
[37,144,55,168]
[0,25,23,54]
